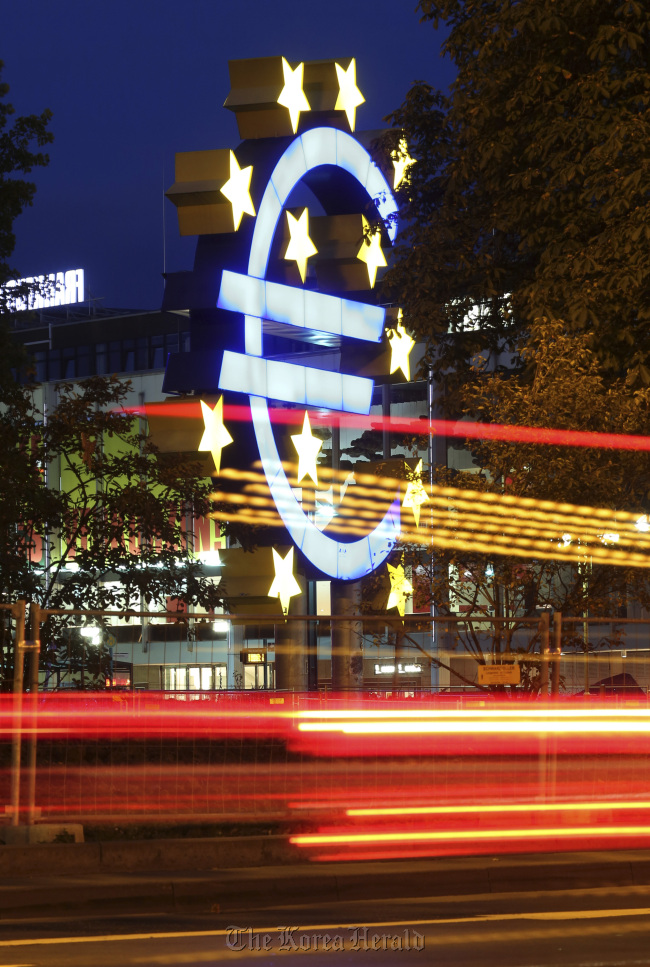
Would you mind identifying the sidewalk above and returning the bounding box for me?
[1,839,650,919]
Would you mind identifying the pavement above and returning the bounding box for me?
[2,838,650,919]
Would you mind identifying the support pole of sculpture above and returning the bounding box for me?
[331,580,363,692]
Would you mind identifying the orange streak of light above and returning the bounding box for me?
[347,801,650,817]
[297,708,650,718]
[297,720,650,735]
[291,826,650,847]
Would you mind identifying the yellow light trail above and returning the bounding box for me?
[209,465,650,567]
[347,801,650,817]
[290,826,650,846]
[297,721,650,734]
[296,708,650,718]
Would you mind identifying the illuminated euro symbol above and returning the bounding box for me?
[217,127,401,581]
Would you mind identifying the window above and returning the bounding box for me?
[123,339,135,371]
[244,664,273,689]
[164,664,227,691]
[136,337,148,370]
[109,341,121,373]
[96,343,107,375]
[48,350,61,381]
[62,347,76,379]
[165,667,187,690]
[34,351,47,382]
[151,335,164,368]
[77,347,92,377]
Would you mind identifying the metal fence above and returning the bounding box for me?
[11,604,650,697]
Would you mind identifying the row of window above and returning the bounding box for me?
[163,665,227,691]
[160,665,275,691]
[30,332,190,382]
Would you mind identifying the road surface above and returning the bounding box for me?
[3,883,650,965]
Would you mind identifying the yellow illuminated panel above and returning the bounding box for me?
[165,150,240,237]
[198,397,233,473]
[291,411,323,487]
[269,546,301,614]
[284,208,318,282]
[334,59,365,131]
[277,58,310,133]
[356,216,387,288]
[220,150,255,231]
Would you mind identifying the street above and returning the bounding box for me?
[4,885,650,966]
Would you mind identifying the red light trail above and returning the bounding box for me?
[134,400,650,453]
[3,694,650,862]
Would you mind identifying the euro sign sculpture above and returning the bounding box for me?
[217,127,401,580]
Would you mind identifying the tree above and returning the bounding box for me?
[0,370,236,689]
[391,322,650,692]
[0,59,53,304]
[377,0,650,689]
[385,0,650,400]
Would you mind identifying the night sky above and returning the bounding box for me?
[4,0,453,310]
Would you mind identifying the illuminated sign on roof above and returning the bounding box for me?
[3,269,85,312]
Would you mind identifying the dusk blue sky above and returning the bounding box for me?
[4,1,453,310]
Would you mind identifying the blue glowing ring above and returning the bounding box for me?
[247,127,401,581]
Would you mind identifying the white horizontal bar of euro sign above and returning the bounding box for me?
[218,270,384,343]
[219,351,373,414]
[245,314,262,356]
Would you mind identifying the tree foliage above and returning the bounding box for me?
[386,0,650,399]
[0,369,230,686]
[378,0,650,689]
[0,59,53,297]
[396,323,650,691]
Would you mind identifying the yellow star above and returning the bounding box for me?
[387,311,415,380]
[357,216,387,288]
[277,58,310,133]
[220,150,255,231]
[198,397,233,473]
[402,460,429,528]
[392,137,416,190]
[284,208,318,282]
[335,59,365,131]
[290,411,322,487]
[386,562,413,617]
[269,547,301,614]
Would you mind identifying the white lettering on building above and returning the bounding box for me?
[3,269,85,312]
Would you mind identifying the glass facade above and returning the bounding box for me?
[26,331,189,383]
